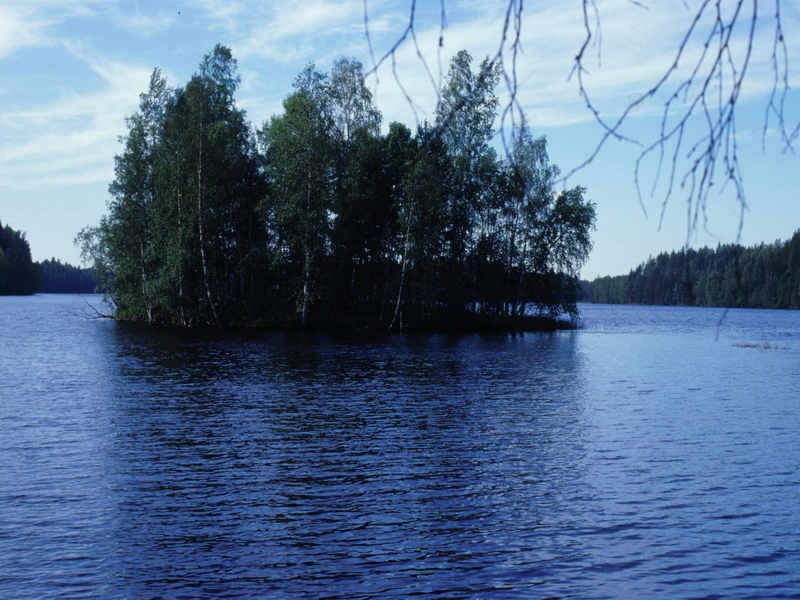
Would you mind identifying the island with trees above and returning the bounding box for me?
[78,45,596,331]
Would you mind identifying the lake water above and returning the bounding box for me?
[1,295,799,599]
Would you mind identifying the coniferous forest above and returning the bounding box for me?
[79,45,597,330]
[0,221,40,295]
[38,259,96,294]
[584,233,800,309]
[1,221,96,295]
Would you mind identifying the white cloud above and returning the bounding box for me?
[0,4,52,58]
[120,4,178,36]
[193,0,248,24]
[236,0,365,63]
[0,48,153,190]
[0,0,796,270]
[0,0,108,58]
[362,0,800,135]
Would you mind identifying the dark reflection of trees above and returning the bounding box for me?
[95,324,590,598]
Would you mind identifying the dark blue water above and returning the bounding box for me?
[1,295,799,599]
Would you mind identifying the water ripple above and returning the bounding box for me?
[1,298,800,598]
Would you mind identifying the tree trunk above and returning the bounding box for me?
[197,127,220,325]
[302,246,310,326]
[140,239,152,322]
[515,237,529,318]
[301,166,314,326]
[389,209,412,332]
[176,180,188,326]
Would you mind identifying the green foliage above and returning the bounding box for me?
[82,46,265,325]
[499,119,596,319]
[80,47,597,329]
[260,65,338,324]
[0,223,94,295]
[435,51,504,310]
[0,222,40,295]
[39,259,96,293]
[585,233,800,309]
[329,57,381,142]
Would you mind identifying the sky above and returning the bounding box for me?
[1,0,799,279]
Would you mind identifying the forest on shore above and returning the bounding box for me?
[0,222,40,295]
[38,259,96,294]
[584,232,800,309]
[0,221,95,295]
[78,45,596,330]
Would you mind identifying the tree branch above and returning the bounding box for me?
[363,0,796,243]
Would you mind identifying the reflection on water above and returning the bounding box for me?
[1,296,799,599]
[98,325,588,599]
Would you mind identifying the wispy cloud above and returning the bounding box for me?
[190,0,249,36]
[0,4,53,58]
[194,0,248,22]
[0,49,153,190]
[236,0,364,63]
[119,2,178,36]
[362,0,800,135]
[0,0,108,58]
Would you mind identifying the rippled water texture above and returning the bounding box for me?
[1,295,799,599]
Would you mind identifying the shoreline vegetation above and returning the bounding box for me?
[0,221,40,295]
[103,307,579,333]
[582,233,800,310]
[1,221,96,295]
[77,45,597,332]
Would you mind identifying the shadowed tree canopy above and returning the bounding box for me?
[38,259,96,294]
[0,221,40,295]
[584,231,800,309]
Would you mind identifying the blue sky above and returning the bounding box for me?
[1,0,799,279]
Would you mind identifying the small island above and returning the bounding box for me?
[79,45,596,331]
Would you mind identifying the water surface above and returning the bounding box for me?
[1,296,798,599]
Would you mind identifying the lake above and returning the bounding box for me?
[1,294,799,599]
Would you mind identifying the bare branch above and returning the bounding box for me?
[764,0,793,151]
[363,0,795,242]
[74,293,114,320]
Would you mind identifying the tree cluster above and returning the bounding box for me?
[80,45,596,329]
[39,259,96,294]
[585,232,800,309]
[0,222,97,295]
[0,222,40,295]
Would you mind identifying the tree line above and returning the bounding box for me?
[0,221,97,295]
[79,45,596,329]
[39,259,96,294]
[0,222,40,295]
[584,232,800,309]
